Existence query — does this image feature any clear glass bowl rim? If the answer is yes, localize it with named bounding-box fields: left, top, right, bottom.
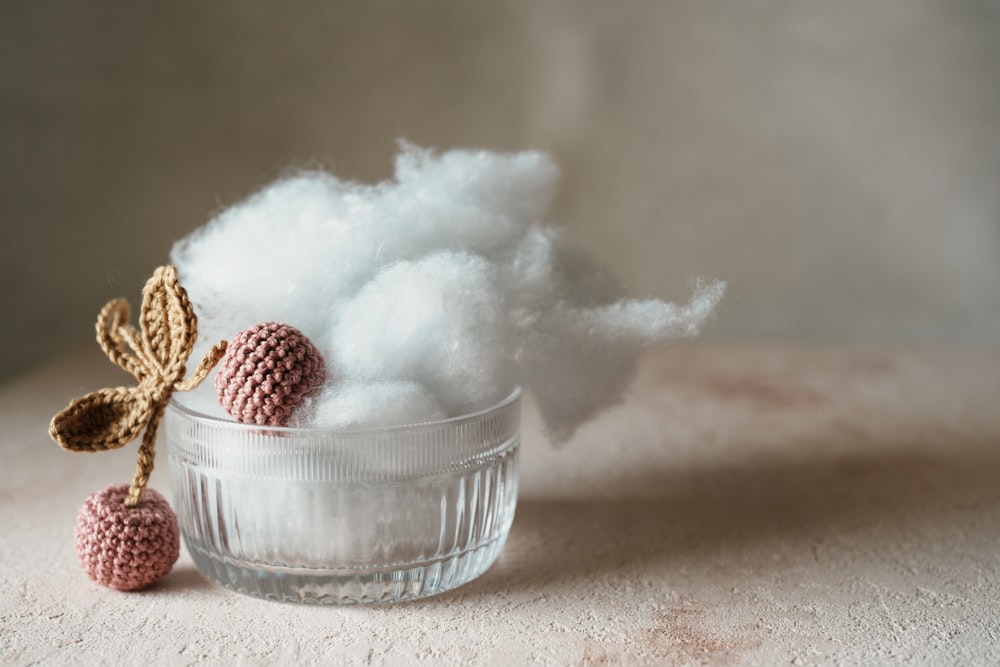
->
left=167, top=386, right=521, bottom=438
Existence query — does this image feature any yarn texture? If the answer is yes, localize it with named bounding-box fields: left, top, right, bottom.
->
left=215, top=322, right=326, bottom=426
left=49, top=266, right=227, bottom=507
left=49, top=266, right=225, bottom=591
left=74, top=484, right=180, bottom=591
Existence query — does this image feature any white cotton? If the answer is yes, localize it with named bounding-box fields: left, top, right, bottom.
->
left=577, top=280, right=728, bottom=343
left=509, top=281, right=726, bottom=441
left=171, top=172, right=379, bottom=351
left=330, top=251, right=511, bottom=415
left=297, top=381, right=447, bottom=430
left=171, top=143, right=725, bottom=441
left=378, top=142, right=559, bottom=261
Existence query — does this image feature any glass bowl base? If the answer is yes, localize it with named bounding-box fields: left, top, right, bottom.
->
left=185, top=533, right=507, bottom=605
left=167, top=388, right=521, bottom=605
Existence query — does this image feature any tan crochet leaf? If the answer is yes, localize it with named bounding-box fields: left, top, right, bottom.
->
left=48, top=387, right=155, bottom=453
left=97, top=297, right=130, bottom=342
left=139, top=266, right=197, bottom=381
left=96, top=298, right=144, bottom=380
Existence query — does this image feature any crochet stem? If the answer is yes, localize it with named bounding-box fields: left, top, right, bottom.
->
left=124, top=401, right=166, bottom=508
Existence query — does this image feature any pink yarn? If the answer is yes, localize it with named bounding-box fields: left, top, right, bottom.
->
left=215, top=321, right=326, bottom=426
left=74, top=484, right=180, bottom=591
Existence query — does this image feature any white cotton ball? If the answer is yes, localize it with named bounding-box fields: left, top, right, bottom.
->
left=510, top=302, right=642, bottom=442
left=578, top=280, right=728, bottom=343
left=394, top=142, right=559, bottom=238
left=497, top=226, right=628, bottom=320
left=170, top=143, right=725, bottom=435
left=498, top=227, right=558, bottom=310
left=361, top=144, right=559, bottom=266
left=511, top=281, right=726, bottom=442
left=296, top=381, right=447, bottom=430
left=171, top=172, right=387, bottom=361
left=330, top=251, right=512, bottom=416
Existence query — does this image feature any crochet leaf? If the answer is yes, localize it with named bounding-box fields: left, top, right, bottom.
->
left=49, top=265, right=226, bottom=507
left=49, top=386, right=155, bottom=453
left=96, top=298, right=145, bottom=380
left=140, top=265, right=197, bottom=382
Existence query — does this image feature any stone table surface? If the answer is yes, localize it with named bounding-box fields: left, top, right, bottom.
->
left=2, top=345, right=999, bottom=665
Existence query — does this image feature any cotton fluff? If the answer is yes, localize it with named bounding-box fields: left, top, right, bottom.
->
left=171, top=143, right=724, bottom=441
left=330, top=251, right=509, bottom=416
left=295, top=381, right=447, bottom=430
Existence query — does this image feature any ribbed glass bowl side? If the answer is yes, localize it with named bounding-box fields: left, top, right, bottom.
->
left=165, top=389, right=520, bottom=604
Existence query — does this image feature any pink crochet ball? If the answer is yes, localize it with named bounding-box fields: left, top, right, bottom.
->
left=215, top=321, right=327, bottom=426
left=74, top=484, right=180, bottom=591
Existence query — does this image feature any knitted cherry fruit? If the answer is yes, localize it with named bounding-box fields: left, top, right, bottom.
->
left=215, top=322, right=327, bottom=426
left=74, top=484, right=180, bottom=591
left=49, top=266, right=228, bottom=591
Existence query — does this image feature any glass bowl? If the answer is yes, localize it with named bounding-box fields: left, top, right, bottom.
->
left=165, top=388, right=520, bottom=605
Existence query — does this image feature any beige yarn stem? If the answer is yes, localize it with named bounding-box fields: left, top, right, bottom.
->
left=125, top=402, right=166, bottom=508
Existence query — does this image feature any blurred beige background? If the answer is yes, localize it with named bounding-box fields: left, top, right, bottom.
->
left=2, top=1, right=999, bottom=383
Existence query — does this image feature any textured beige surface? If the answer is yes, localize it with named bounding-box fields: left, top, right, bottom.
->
left=3, top=1, right=1000, bottom=382
left=3, top=346, right=999, bottom=665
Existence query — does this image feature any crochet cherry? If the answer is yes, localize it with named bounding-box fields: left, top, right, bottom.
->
left=74, top=485, right=180, bottom=590
left=215, top=322, right=327, bottom=426
left=49, top=265, right=227, bottom=591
